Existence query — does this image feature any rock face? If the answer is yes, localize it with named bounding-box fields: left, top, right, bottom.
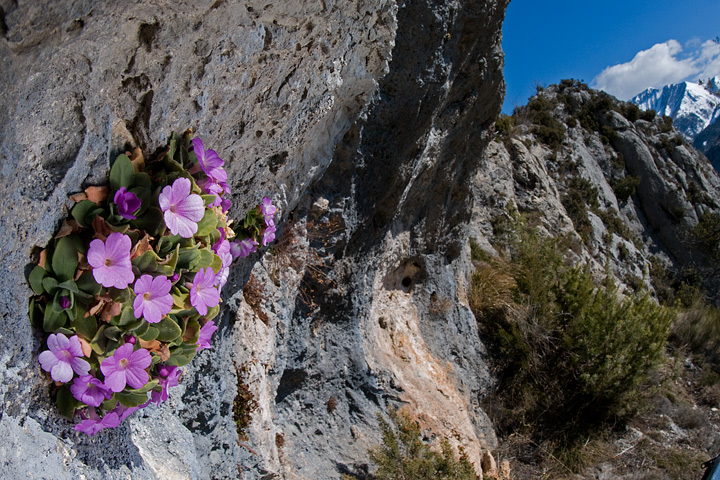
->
left=479, top=82, right=720, bottom=299
left=0, top=1, right=508, bottom=479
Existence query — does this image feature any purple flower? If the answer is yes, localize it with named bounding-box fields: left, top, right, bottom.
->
left=262, top=225, right=276, bottom=246
left=190, top=267, right=220, bottom=316
left=159, top=177, right=205, bottom=238
left=230, top=238, right=258, bottom=259
left=114, top=187, right=141, bottom=220
left=38, top=333, right=90, bottom=383
left=124, top=334, right=137, bottom=345
left=213, top=240, right=233, bottom=288
left=150, top=365, right=182, bottom=405
left=192, top=138, right=227, bottom=184
left=197, top=320, right=218, bottom=350
left=133, top=274, right=173, bottom=324
left=75, top=411, right=120, bottom=436
left=87, top=232, right=135, bottom=289
left=100, top=343, right=151, bottom=393
left=59, top=296, right=71, bottom=309
left=71, top=375, right=113, bottom=407
left=261, top=197, right=277, bottom=227
left=113, top=403, right=143, bottom=422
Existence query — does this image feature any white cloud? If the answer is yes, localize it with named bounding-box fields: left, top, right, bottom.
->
left=591, top=40, right=699, bottom=100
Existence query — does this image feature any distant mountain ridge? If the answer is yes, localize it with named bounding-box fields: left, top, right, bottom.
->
left=631, top=77, right=720, bottom=141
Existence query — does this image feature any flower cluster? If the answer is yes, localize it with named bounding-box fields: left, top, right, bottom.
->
left=27, top=131, right=278, bottom=435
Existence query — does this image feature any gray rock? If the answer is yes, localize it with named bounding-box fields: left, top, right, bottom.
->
left=0, top=0, right=508, bottom=478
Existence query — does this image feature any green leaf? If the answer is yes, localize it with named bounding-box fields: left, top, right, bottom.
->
left=71, top=314, right=98, bottom=340
left=195, top=209, right=218, bottom=236
left=210, top=253, right=223, bottom=274
left=201, top=194, right=217, bottom=206
left=115, top=390, right=149, bottom=408
left=205, top=304, right=221, bottom=322
left=43, top=297, right=67, bottom=332
left=56, top=385, right=80, bottom=418
left=131, top=379, right=159, bottom=394
left=196, top=248, right=216, bottom=270
left=131, top=250, right=160, bottom=273
left=139, top=326, right=159, bottom=342
left=132, top=320, right=150, bottom=336
left=158, top=234, right=183, bottom=256
left=42, top=277, right=60, bottom=295
left=132, top=172, right=152, bottom=190
left=76, top=271, right=102, bottom=296
left=154, top=317, right=182, bottom=342
left=178, top=247, right=201, bottom=271
left=71, top=200, right=104, bottom=228
left=52, top=235, right=84, bottom=282
left=90, top=325, right=108, bottom=355
left=118, top=306, right=137, bottom=327
left=101, top=397, right=118, bottom=411
left=28, top=298, right=43, bottom=329
left=131, top=206, right=165, bottom=237
left=28, top=266, right=47, bottom=295
left=184, top=318, right=201, bottom=344
left=103, top=326, right=123, bottom=341
left=58, top=279, right=79, bottom=293
left=110, top=154, right=135, bottom=191
left=165, top=352, right=194, bottom=367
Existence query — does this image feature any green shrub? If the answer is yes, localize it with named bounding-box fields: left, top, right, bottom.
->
left=659, top=115, right=674, bottom=133
left=368, top=410, right=478, bottom=480
left=691, top=212, right=720, bottom=257
left=494, top=114, right=515, bottom=137
left=640, top=109, right=656, bottom=121
left=611, top=175, right=641, bottom=202
left=473, top=220, right=675, bottom=452
left=620, top=103, right=641, bottom=122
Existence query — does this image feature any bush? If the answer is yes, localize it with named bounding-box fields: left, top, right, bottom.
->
left=473, top=220, right=675, bottom=451
left=494, top=114, right=515, bottom=137
left=641, top=108, right=656, bottom=121
left=612, top=175, right=641, bottom=202
left=368, top=410, right=478, bottom=480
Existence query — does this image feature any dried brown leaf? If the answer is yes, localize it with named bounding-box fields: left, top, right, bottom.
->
left=56, top=219, right=82, bottom=238
left=85, top=186, right=109, bottom=204
left=69, top=192, right=88, bottom=202
left=131, top=234, right=153, bottom=259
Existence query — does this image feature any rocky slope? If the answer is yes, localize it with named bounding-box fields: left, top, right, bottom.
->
left=482, top=81, right=720, bottom=297
left=0, top=1, right=508, bottom=479
left=476, top=80, right=720, bottom=479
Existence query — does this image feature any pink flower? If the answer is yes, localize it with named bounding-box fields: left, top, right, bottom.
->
left=191, top=138, right=227, bottom=184
left=133, top=274, right=173, bottom=324
left=114, top=187, right=141, bottom=220
left=261, top=197, right=277, bottom=227
left=230, top=238, right=258, bottom=259
left=87, top=232, right=135, bottom=289
left=213, top=239, right=233, bottom=288
left=74, top=411, right=120, bottom=436
left=197, top=320, right=218, bottom=350
left=190, top=267, right=220, bottom=315
left=150, top=365, right=182, bottom=405
left=100, top=343, right=151, bottom=392
left=262, top=225, right=276, bottom=246
left=159, top=177, right=205, bottom=238
left=71, top=375, right=112, bottom=407
left=38, top=333, right=90, bottom=383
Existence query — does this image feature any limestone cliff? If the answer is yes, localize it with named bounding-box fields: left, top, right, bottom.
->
left=0, top=1, right=508, bottom=479
left=475, top=81, right=720, bottom=300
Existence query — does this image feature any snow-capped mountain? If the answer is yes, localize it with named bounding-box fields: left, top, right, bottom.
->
left=631, top=77, right=720, bottom=141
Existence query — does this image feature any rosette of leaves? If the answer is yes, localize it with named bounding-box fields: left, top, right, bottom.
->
left=26, top=131, right=278, bottom=434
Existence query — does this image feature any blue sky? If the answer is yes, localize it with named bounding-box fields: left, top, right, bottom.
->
left=501, top=0, right=720, bottom=114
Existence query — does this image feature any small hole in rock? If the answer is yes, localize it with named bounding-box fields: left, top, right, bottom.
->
left=401, top=277, right=412, bottom=288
